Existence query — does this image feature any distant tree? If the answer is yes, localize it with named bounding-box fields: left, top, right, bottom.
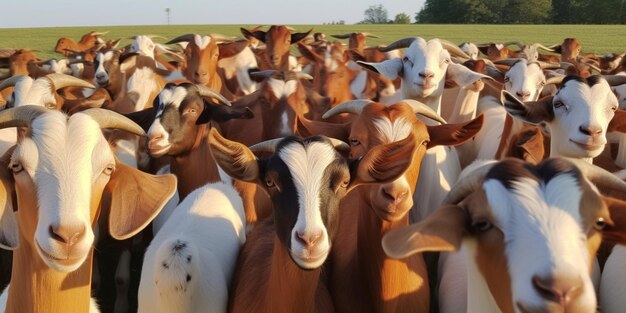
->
left=361, top=4, right=389, bottom=24
left=394, top=13, right=412, bottom=24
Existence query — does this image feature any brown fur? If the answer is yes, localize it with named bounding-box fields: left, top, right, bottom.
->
left=54, top=31, right=103, bottom=56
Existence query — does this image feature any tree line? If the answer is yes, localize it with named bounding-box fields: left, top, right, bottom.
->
left=415, top=0, right=625, bottom=24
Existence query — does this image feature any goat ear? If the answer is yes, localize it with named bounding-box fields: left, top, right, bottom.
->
left=241, top=28, right=266, bottom=43
left=426, top=114, right=484, bottom=149
left=347, top=49, right=366, bottom=63
left=601, top=196, right=626, bottom=245
left=382, top=205, right=466, bottom=259
left=357, top=58, right=402, bottom=81
left=296, top=42, right=323, bottom=63
left=124, top=107, right=156, bottom=133
left=208, top=128, right=261, bottom=184
left=295, top=115, right=350, bottom=142
left=291, top=29, right=312, bottom=44
left=197, top=101, right=254, bottom=125
left=105, top=162, right=177, bottom=240
left=218, top=40, right=249, bottom=60
left=502, top=91, right=554, bottom=125
left=608, top=109, right=626, bottom=133
left=445, top=63, right=492, bottom=89
left=0, top=149, right=18, bottom=250
left=348, top=134, right=416, bottom=191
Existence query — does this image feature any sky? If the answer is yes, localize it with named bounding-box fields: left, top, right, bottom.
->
left=1, top=0, right=426, bottom=28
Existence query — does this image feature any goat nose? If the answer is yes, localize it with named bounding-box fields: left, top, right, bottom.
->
left=296, top=231, right=323, bottom=247
left=382, top=184, right=408, bottom=204
left=516, top=90, right=531, bottom=98
left=579, top=125, right=602, bottom=136
left=49, top=224, right=86, bottom=246
left=195, top=70, right=207, bottom=77
left=532, top=274, right=583, bottom=305
left=419, top=71, right=435, bottom=79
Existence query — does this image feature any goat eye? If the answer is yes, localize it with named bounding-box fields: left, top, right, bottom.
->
left=265, top=178, right=275, bottom=188
left=539, top=81, right=546, bottom=87
left=553, top=101, right=566, bottom=109
left=187, top=108, right=197, bottom=115
left=594, top=217, right=607, bottom=230
left=422, top=140, right=429, bottom=147
left=103, top=164, right=115, bottom=176
left=349, top=138, right=360, bottom=146
left=9, top=162, right=22, bottom=173
left=45, top=103, right=56, bottom=109
left=611, top=106, right=618, bottom=112
left=471, top=219, right=493, bottom=233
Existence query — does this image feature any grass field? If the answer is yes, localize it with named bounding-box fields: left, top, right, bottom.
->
left=0, top=24, right=624, bottom=59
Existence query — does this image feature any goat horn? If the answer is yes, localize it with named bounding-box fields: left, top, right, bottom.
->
left=363, top=32, right=380, bottom=38
left=0, top=105, right=48, bottom=129
left=296, top=72, right=313, bottom=80
left=166, top=34, right=195, bottom=45
left=194, top=85, right=232, bottom=106
left=330, top=33, right=351, bottom=39
left=586, top=63, right=603, bottom=74
left=439, top=39, right=471, bottom=59
left=91, top=31, right=109, bottom=37
left=285, top=26, right=296, bottom=31
left=399, top=99, right=447, bottom=124
left=503, top=41, right=525, bottom=50
left=378, top=37, right=416, bottom=52
left=604, top=75, right=626, bottom=86
left=0, top=75, right=29, bottom=91
left=249, top=70, right=277, bottom=80
left=532, top=43, right=555, bottom=52
left=80, top=108, right=145, bottom=136
left=328, top=138, right=350, bottom=153
left=443, top=160, right=499, bottom=204
left=249, top=138, right=284, bottom=154
left=45, top=73, right=95, bottom=90
left=322, top=99, right=373, bottom=119
left=545, top=75, right=566, bottom=85
left=565, top=158, right=626, bottom=193
left=536, top=61, right=561, bottom=70
left=209, top=33, right=236, bottom=42
left=494, top=58, right=523, bottom=67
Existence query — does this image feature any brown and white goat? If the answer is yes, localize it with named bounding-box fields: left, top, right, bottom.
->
left=324, top=100, right=483, bottom=313
left=0, top=106, right=176, bottom=313
left=383, top=157, right=626, bottom=313
left=55, top=31, right=108, bottom=56
left=241, top=25, right=311, bottom=71
left=208, top=129, right=418, bottom=313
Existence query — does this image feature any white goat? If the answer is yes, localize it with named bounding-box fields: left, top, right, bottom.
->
left=138, top=182, right=246, bottom=313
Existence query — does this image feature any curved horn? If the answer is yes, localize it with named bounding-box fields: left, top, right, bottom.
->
left=585, top=62, right=602, bottom=74
left=322, top=99, right=373, bottom=119
left=399, top=99, right=447, bottom=124
left=439, top=39, right=471, bottom=59
left=0, top=75, right=29, bottom=91
left=80, top=108, right=145, bottom=136
left=604, top=75, right=626, bottom=86
left=194, top=85, right=232, bottom=106
left=378, top=37, right=416, bottom=52
left=0, top=105, right=48, bottom=129
left=566, top=158, right=626, bottom=193
left=45, top=73, right=95, bottom=90
left=494, top=58, right=524, bottom=67
left=285, top=26, right=296, bottom=32
left=362, top=32, right=380, bottom=39
left=536, top=60, right=561, bottom=70
left=545, top=75, right=565, bottom=85
left=249, top=138, right=284, bottom=154
left=209, top=33, right=236, bottom=42
left=532, top=43, right=556, bottom=52
left=296, top=72, right=314, bottom=80
left=443, top=160, right=499, bottom=204
left=328, top=137, right=350, bottom=153
left=502, top=41, right=525, bottom=50
left=249, top=70, right=277, bottom=80
left=91, top=31, right=109, bottom=37
left=330, top=33, right=351, bottom=39
left=166, top=33, right=195, bottom=45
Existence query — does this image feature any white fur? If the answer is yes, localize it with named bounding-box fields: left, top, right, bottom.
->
left=268, top=78, right=298, bottom=99
left=373, top=117, right=412, bottom=143
left=459, top=42, right=479, bottom=60
left=217, top=46, right=259, bottom=95
left=193, top=35, right=211, bottom=50
left=138, top=182, right=246, bottom=313
left=600, top=245, right=626, bottom=313
left=126, top=67, right=160, bottom=111
left=130, top=36, right=156, bottom=59
left=505, top=60, right=546, bottom=102
left=278, top=141, right=336, bottom=269
left=152, top=165, right=180, bottom=235
left=349, top=68, right=368, bottom=99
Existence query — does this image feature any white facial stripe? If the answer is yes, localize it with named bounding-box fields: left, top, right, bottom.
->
left=126, top=67, right=160, bottom=111
left=193, top=35, right=211, bottom=50
left=373, top=117, right=412, bottom=144
left=148, top=119, right=170, bottom=143
left=157, top=86, right=188, bottom=114
left=483, top=174, right=592, bottom=308
left=268, top=78, right=298, bottom=99
left=278, top=141, right=336, bottom=237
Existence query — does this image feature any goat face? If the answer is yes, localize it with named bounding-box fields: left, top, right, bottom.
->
left=505, top=60, right=547, bottom=102
left=504, top=76, right=619, bottom=158
left=130, top=36, right=156, bottom=59
left=93, top=51, right=118, bottom=87
left=401, top=38, right=450, bottom=98
left=1, top=74, right=94, bottom=110
left=183, top=35, right=219, bottom=85
left=383, top=158, right=626, bottom=313
left=459, top=42, right=479, bottom=60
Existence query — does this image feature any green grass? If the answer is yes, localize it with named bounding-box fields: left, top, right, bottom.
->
left=1, top=24, right=624, bottom=59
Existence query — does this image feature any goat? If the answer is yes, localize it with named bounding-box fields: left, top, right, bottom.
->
left=241, top=25, right=311, bottom=71
left=138, top=182, right=246, bottom=313
left=54, top=31, right=108, bottom=56
left=0, top=105, right=176, bottom=313
left=208, top=128, right=417, bottom=313
left=383, top=157, right=626, bottom=313
left=324, top=100, right=483, bottom=313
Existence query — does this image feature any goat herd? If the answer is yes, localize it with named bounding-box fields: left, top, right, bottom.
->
left=0, top=25, right=625, bottom=313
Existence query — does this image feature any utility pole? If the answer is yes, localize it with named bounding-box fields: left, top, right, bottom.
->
left=165, top=8, right=171, bottom=25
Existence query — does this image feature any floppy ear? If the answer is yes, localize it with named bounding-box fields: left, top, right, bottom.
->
left=197, top=102, right=254, bottom=125
left=502, top=91, right=554, bottom=125
left=0, top=149, right=18, bottom=250
left=296, top=42, right=323, bottom=63
left=608, top=109, right=626, bottom=133
left=208, top=128, right=261, bottom=184
left=357, top=58, right=403, bottom=81
left=382, top=204, right=466, bottom=259
left=348, top=134, right=416, bottom=191
left=124, top=107, right=156, bottom=133
left=218, top=40, right=249, bottom=60
left=296, top=115, right=350, bottom=142
left=426, top=114, right=484, bottom=149
left=291, top=29, right=312, bottom=44
left=105, top=162, right=177, bottom=240
left=446, top=62, right=492, bottom=89
left=602, top=196, right=626, bottom=245
left=241, top=28, right=266, bottom=43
